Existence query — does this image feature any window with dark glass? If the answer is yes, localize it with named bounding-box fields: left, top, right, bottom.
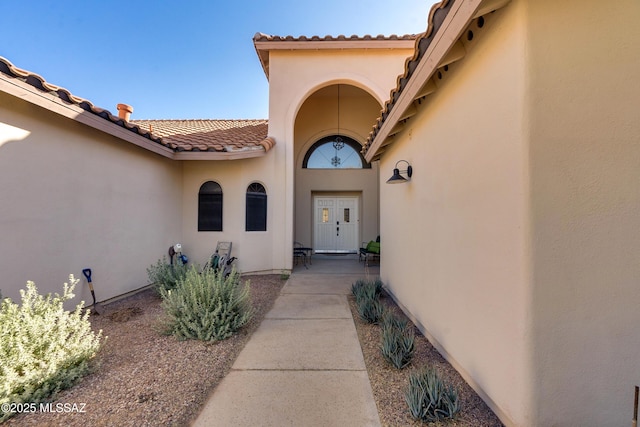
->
left=198, top=181, right=222, bottom=231
left=246, top=182, right=267, bottom=231
left=302, top=135, right=370, bottom=169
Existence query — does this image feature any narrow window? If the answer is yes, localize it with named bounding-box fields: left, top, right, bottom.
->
left=198, top=181, right=222, bottom=231
left=246, top=183, right=267, bottom=231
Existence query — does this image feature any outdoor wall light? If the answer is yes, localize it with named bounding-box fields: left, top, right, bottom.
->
left=386, top=160, right=413, bottom=184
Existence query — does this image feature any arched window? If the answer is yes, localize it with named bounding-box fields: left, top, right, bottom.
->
left=198, top=181, right=222, bottom=231
left=246, top=182, right=267, bottom=231
left=302, top=135, right=370, bottom=169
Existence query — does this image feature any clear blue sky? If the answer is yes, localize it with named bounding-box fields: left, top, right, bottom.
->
left=1, top=1, right=437, bottom=119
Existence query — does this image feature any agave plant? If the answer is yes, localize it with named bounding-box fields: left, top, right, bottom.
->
left=355, top=295, right=384, bottom=323
left=405, top=366, right=460, bottom=422
left=380, top=311, right=415, bottom=369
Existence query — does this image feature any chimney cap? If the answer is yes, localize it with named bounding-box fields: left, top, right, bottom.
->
left=116, top=103, right=134, bottom=121
left=117, top=103, right=133, bottom=114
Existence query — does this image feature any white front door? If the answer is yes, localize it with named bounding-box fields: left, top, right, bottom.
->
left=314, top=196, right=359, bottom=253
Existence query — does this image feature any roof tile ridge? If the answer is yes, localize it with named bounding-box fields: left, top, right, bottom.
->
left=366, top=0, right=451, bottom=153
left=253, top=34, right=418, bottom=42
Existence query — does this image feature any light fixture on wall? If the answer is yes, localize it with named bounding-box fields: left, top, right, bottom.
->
left=331, top=84, right=344, bottom=167
left=386, top=160, right=413, bottom=184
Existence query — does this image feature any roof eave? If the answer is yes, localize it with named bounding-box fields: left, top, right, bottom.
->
left=172, top=136, right=276, bottom=160
left=253, top=33, right=418, bottom=81
left=364, top=0, right=511, bottom=162
left=0, top=74, right=175, bottom=159
left=173, top=150, right=267, bottom=160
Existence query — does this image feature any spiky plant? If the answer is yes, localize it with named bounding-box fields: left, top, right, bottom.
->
left=380, top=311, right=415, bottom=369
left=405, top=366, right=460, bottom=422
left=355, top=294, right=384, bottom=324
left=351, top=278, right=383, bottom=300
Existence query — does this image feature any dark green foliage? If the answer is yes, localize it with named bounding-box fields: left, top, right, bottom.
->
left=352, top=279, right=385, bottom=324
left=405, top=366, right=460, bottom=422
left=0, top=276, right=103, bottom=422
left=380, top=311, right=415, bottom=369
left=351, top=278, right=383, bottom=300
left=147, top=256, right=189, bottom=293
left=355, top=296, right=384, bottom=324
left=159, top=266, right=253, bottom=341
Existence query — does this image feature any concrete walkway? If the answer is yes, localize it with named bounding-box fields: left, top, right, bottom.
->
left=193, top=255, right=381, bottom=427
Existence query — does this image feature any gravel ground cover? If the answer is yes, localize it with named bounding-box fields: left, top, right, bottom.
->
left=5, top=275, right=503, bottom=426
left=349, top=292, right=504, bottom=427
left=4, top=275, right=285, bottom=427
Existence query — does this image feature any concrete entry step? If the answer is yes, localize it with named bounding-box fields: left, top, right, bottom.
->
left=266, top=294, right=352, bottom=319
left=193, top=370, right=381, bottom=427
left=233, top=318, right=365, bottom=371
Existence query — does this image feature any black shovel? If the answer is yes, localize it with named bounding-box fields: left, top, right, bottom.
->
left=82, top=268, right=100, bottom=315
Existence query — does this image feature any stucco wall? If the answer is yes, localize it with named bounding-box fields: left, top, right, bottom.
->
left=526, top=1, right=640, bottom=425
left=378, top=5, right=530, bottom=425
left=266, top=47, right=414, bottom=266
left=294, top=86, right=381, bottom=248
left=181, top=154, right=284, bottom=274
left=0, top=93, right=183, bottom=304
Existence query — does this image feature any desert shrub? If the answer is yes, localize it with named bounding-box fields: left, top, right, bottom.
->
left=0, top=276, right=103, bottom=422
left=352, top=282, right=384, bottom=323
left=351, top=278, right=383, bottom=300
left=160, top=266, right=253, bottom=341
left=405, top=366, right=460, bottom=422
left=355, top=295, right=384, bottom=324
left=147, top=256, right=189, bottom=293
left=352, top=278, right=384, bottom=324
left=380, top=311, right=415, bottom=369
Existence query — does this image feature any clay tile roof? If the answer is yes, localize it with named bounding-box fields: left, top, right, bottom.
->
left=0, top=56, right=162, bottom=145
left=131, top=119, right=271, bottom=154
left=252, top=33, right=417, bottom=43
left=0, top=56, right=275, bottom=158
left=361, top=0, right=453, bottom=158
left=253, top=32, right=418, bottom=79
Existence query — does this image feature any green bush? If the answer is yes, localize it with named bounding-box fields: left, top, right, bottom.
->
left=0, top=276, right=103, bottom=422
left=405, top=366, right=460, bottom=422
left=147, top=256, right=189, bottom=293
left=380, top=311, right=415, bottom=369
left=160, top=266, right=253, bottom=341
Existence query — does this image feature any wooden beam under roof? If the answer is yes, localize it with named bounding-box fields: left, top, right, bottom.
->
left=414, top=79, right=437, bottom=100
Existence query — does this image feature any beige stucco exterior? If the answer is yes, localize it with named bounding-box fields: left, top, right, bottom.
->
left=181, top=156, right=284, bottom=273
left=0, top=91, right=183, bottom=303
left=0, top=37, right=415, bottom=299
left=378, top=4, right=529, bottom=423
left=374, top=0, right=640, bottom=425
left=3, top=1, right=637, bottom=424
left=526, top=0, right=640, bottom=425
left=264, top=46, right=417, bottom=259
left=294, top=85, right=381, bottom=249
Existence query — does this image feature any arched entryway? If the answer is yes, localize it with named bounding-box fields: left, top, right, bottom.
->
left=293, top=84, right=381, bottom=254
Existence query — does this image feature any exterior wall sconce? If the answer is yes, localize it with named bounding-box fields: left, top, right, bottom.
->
left=386, top=160, right=413, bottom=184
